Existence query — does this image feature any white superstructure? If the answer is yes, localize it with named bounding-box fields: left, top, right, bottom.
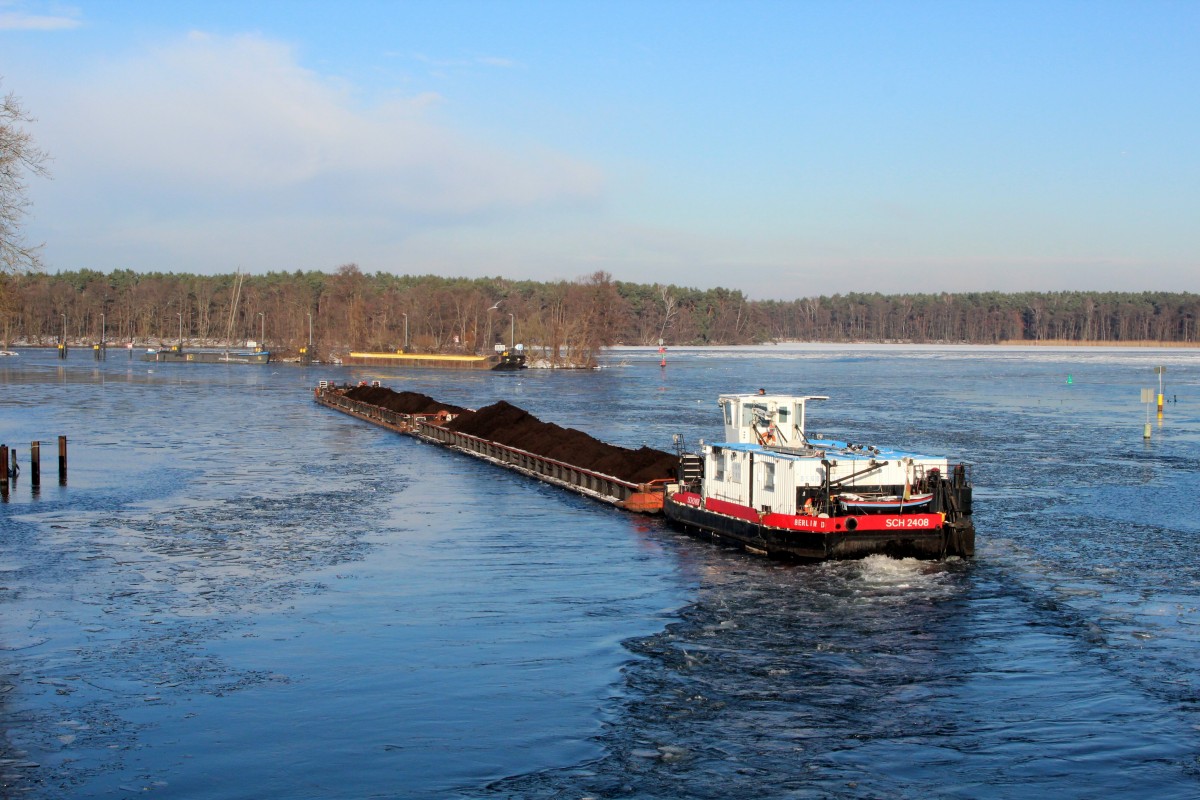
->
left=700, top=394, right=949, bottom=516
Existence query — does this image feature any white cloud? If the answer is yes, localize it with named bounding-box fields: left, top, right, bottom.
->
left=40, top=32, right=601, bottom=222
left=0, top=12, right=79, bottom=30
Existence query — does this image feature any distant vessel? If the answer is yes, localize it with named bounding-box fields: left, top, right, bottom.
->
left=141, top=345, right=269, bottom=364
left=346, top=344, right=527, bottom=371
left=141, top=269, right=269, bottom=365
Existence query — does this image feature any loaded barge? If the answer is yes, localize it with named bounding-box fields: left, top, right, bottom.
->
left=345, top=344, right=527, bottom=371
left=314, top=383, right=669, bottom=513
left=313, top=384, right=974, bottom=561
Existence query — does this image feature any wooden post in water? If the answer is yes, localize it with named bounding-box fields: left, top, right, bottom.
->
left=30, top=440, right=41, bottom=487
left=1, top=444, right=7, bottom=483
left=58, top=435, right=68, bottom=484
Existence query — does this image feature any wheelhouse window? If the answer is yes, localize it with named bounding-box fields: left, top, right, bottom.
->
left=763, top=462, right=775, bottom=491
left=742, top=403, right=767, bottom=426
left=712, top=450, right=726, bottom=481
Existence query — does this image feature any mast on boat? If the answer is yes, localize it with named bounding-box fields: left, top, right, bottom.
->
left=224, top=268, right=245, bottom=357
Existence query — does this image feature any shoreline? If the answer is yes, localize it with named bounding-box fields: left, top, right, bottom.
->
left=7, top=339, right=1199, bottom=353
left=995, top=339, right=1200, bottom=348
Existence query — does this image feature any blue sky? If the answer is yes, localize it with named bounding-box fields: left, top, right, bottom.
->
left=2, top=0, right=1197, bottom=298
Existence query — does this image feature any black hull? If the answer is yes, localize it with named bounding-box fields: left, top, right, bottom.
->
left=491, top=355, right=527, bottom=370
left=664, top=495, right=974, bottom=562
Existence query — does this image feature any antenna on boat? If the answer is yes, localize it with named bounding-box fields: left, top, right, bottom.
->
left=225, top=267, right=245, bottom=353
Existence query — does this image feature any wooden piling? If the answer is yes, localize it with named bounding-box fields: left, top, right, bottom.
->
left=31, top=440, right=40, bottom=487
left=9, top=446, right=15, bottom=479
left=58, top=435, right=68, bottom=483
left=1, top=444, right=7, bottom=482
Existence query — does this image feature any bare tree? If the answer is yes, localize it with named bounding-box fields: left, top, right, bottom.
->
left=0, top=80, right=49, bottom=344
left=1, top=79, right=50, bottom=276
left=658, top=284, right=677, bottom=343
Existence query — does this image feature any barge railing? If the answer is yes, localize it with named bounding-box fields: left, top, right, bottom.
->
left=314, top=386, right=665, bottom=514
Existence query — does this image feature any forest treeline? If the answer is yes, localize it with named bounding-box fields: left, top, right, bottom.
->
left=1, top=265, right=1197, bottom=362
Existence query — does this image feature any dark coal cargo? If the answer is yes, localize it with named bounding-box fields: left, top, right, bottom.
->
left=342, top=386, right=467, bottom=416
left=342, top=386, right=677, bottom=485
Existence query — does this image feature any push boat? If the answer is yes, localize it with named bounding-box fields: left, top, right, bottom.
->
left=141, top=271, right=270, bottom=365
left=662, top=393, right=974, bottom=560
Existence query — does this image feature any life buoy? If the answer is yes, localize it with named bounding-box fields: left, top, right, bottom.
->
left=802, top=497, right=816, bottom=516
left=757, top=423, right=776, bottom=446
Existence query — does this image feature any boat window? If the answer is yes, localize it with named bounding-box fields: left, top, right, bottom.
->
left=763, top=462, right=775, bottom=491
left=712, top=451, right=725, bottom=481
left=731, top=459, right=742, bottom=484
left=777, top=407, right=789, bottom=425
left=722, top=402, right=733, bottom=427
left=742, top=403, right=767, bottom=426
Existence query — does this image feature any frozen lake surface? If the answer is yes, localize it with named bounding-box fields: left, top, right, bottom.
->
left=2, top=344, right=1199, bottom=798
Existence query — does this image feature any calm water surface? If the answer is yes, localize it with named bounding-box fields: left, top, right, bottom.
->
left=2, top=344, right=1199, bottom=799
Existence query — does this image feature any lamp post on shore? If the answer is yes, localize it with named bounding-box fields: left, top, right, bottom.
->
left=100, top=312, right=106, bottom=360
left=177, top=312, right=183, bottom=347
left=403, top=313, right=408, bottom=351
left=487, top=303, right=500, bottom=350
left=258, top=312, right=265, bottom=347
left=508, top=313, right=515, bottom=349
left=301, top=310, right=313, bottom=365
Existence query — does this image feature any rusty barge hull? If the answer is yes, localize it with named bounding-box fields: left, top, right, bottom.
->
left=314, top=387, right=665, bottom=514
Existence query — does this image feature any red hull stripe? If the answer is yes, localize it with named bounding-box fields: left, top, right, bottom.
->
left=671, top=492, right=944, bottom=534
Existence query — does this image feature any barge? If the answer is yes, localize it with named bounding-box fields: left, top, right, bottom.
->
left=142, top=345, right=269, bottom=364
left=313, top=384, right=974, bottom=561
left=345, top=344, right=526, bottom=371
left=662, top=393, right=974, bottom=560
left=314, top=383, right=667, bottom=513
